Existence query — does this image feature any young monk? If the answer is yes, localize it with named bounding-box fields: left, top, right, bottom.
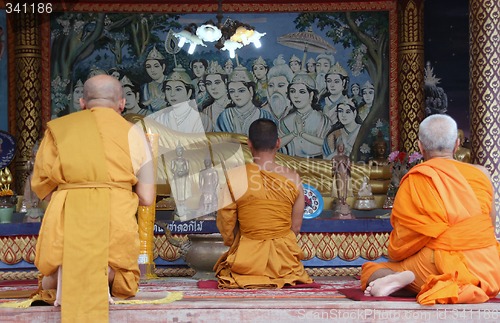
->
left=214, top=118, right=313, bottom=288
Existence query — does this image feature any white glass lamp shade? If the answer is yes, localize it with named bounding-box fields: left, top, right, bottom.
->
left=230, top=26, right=255, bottom=46
left=196, top=24, right=223, bottom=42
left=249, top=31, right=266, bottom=48
left=221, top=40, right=243, bottom=58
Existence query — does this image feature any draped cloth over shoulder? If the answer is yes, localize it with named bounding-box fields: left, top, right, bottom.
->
left=214, top=163, right=312, bottom=288
left=32, top=109, right=144, bottom=321
left=360, top=158, right=500, bottom=305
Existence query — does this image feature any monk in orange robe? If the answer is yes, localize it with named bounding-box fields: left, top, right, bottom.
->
left=32, top=75, right=155, bottom=321
left=361, top=114, right=500, bottom=305
left=214, top=118, right=313, bottom=288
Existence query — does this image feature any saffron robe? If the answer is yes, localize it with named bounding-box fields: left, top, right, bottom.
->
left=361, top=158, right=500, bottom=305
left=214, top=163, right=313, bottom=288
left=32, top=108, right=150, bottom=321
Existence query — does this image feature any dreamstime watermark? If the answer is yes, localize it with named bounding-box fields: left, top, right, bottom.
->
left=295, top=308, right=500, bottom=321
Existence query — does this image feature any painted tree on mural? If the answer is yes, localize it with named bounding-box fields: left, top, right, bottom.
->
left=51, top=12, right=180, bottom=79
left=295, top=11, right=390, bottom=161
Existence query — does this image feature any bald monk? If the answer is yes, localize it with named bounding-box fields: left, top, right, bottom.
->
left=32, top=75, right=155, bottom=320
left=214, top=118, right=313, bottom=288
left=361, top=114, right=500, bottom=305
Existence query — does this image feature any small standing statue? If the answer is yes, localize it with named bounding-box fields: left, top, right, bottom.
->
left=198, top=156, right=219, bottom=220
left=171, top=143, right=190, bottom=216
left=22, top=141, right=44, bottom=222
left=331, top=142, right=354, bottom=219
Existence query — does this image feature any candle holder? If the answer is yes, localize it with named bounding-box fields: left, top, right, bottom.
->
left=138, top=132, right=159, bottom=279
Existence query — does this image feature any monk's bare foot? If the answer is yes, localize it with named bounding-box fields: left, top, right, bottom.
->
left=54, top=266, right=63, bottom=306
left=364, top=271, right=415, bottom=297
left=108, top=286, right=115, bottom=305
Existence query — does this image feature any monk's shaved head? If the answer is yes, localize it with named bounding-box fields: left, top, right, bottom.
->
left=81, top=75, right=125, bottom=113
left=419, top=114, right=458, bottom=153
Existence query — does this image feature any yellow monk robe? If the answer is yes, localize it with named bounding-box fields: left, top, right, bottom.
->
left=361, top=158, right=500, bottom=305
left=214, top=163, right=313, bottom=288
left=32, top=109, right=149, bottom=321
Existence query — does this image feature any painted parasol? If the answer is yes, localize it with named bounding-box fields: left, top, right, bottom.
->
left=277, top=28, right=336, bottom=70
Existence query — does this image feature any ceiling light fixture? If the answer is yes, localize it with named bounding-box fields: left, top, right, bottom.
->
left=174, top=0, right=265, bottom=57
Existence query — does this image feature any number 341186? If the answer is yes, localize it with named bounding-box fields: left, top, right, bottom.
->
left=6, top=3, right=53, bottom=14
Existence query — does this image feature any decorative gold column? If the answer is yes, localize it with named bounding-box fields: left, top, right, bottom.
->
left=12, top=13, right=43, bottom=194
left=469, top=0, right=500, bottom=236
left=397, top=0, right=425, bottom=152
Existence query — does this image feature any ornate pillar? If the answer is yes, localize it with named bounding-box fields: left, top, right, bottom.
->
left=12, top=13, right=43, bottom=194
left=397, top=0, right=425, bottom=152
left=469, top=0, right=500, bottom=235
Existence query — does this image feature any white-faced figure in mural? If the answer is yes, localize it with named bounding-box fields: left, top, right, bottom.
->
left=314, top=53, right=335, bottom=96
left=289, top=54, right=302, bottom=74
left=71, top=79, right=84, bottom=113
left=216, top=65, right=275, bottom=136
left=279, top=73, right=331, bottom=158
left=350, top=82, right=362, bottom=106
left=224, top=59, right=234, bottom=75
left=261, top=55, right=294, bottom=122
left=141, top=46, right=168, bottom=113
left=320, top=62, right=349, bottom=124
left=150, top=65, right=211, bottom=133
left=306, top=58, right=316, bottom=76
left=252, top=56, right=269, bottom=106
left=323, top=97, right=362, bottom=159
left=121, top=75, right=149, bottom=116
left=190, top=58, right=209, bottom=107
left=201, top=61, right=231, bottom=130
left=358, top=80, right=375, bottom=121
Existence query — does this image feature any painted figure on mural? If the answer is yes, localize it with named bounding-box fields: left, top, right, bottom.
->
left=71, top=80, right=84, bottom=114
left=289, top=54, right=302, bottom=74
left=141, top=46, right=168, bottom=113
left=216, top=65, right=275, bottom=136
left=252, top=56, right=269, bottom=106
left=323, top=98, right=362, bottom=159
left=349, top=83, right=362, bottom=106
left=314, top=53, right=335, bottom=96
left=190, top=58, right=209, bottom=108
left=320, top=62, right=349, bottom=124
left=306, top=58, right=316, bottom=78
left=121, top=75, right=149, bottom=116
left=150, top=65, right=211, bottom=133
left=201, top=61, right=231, bottom=130
left=358, top=81, right=375, bottom=121
left=261, top=55, right=294, bottom=123
left=279, top=72, right=331, bottom=158
left=224, top=59, right=234, bottom=75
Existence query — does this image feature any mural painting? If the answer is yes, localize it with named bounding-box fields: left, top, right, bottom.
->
left=49, top=10, right=392, bottom=163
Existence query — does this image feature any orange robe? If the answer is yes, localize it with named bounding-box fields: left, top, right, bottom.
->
left=214, top=163, right=313, bottom=288
left=361, top=158, right=500, bottom=305
left=32, top=109, right=149, bottom=321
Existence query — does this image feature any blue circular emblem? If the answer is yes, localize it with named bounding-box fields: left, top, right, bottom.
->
left=0, top=131, right=16, bottom=169
left=302, top=183, right=323, bottom=219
